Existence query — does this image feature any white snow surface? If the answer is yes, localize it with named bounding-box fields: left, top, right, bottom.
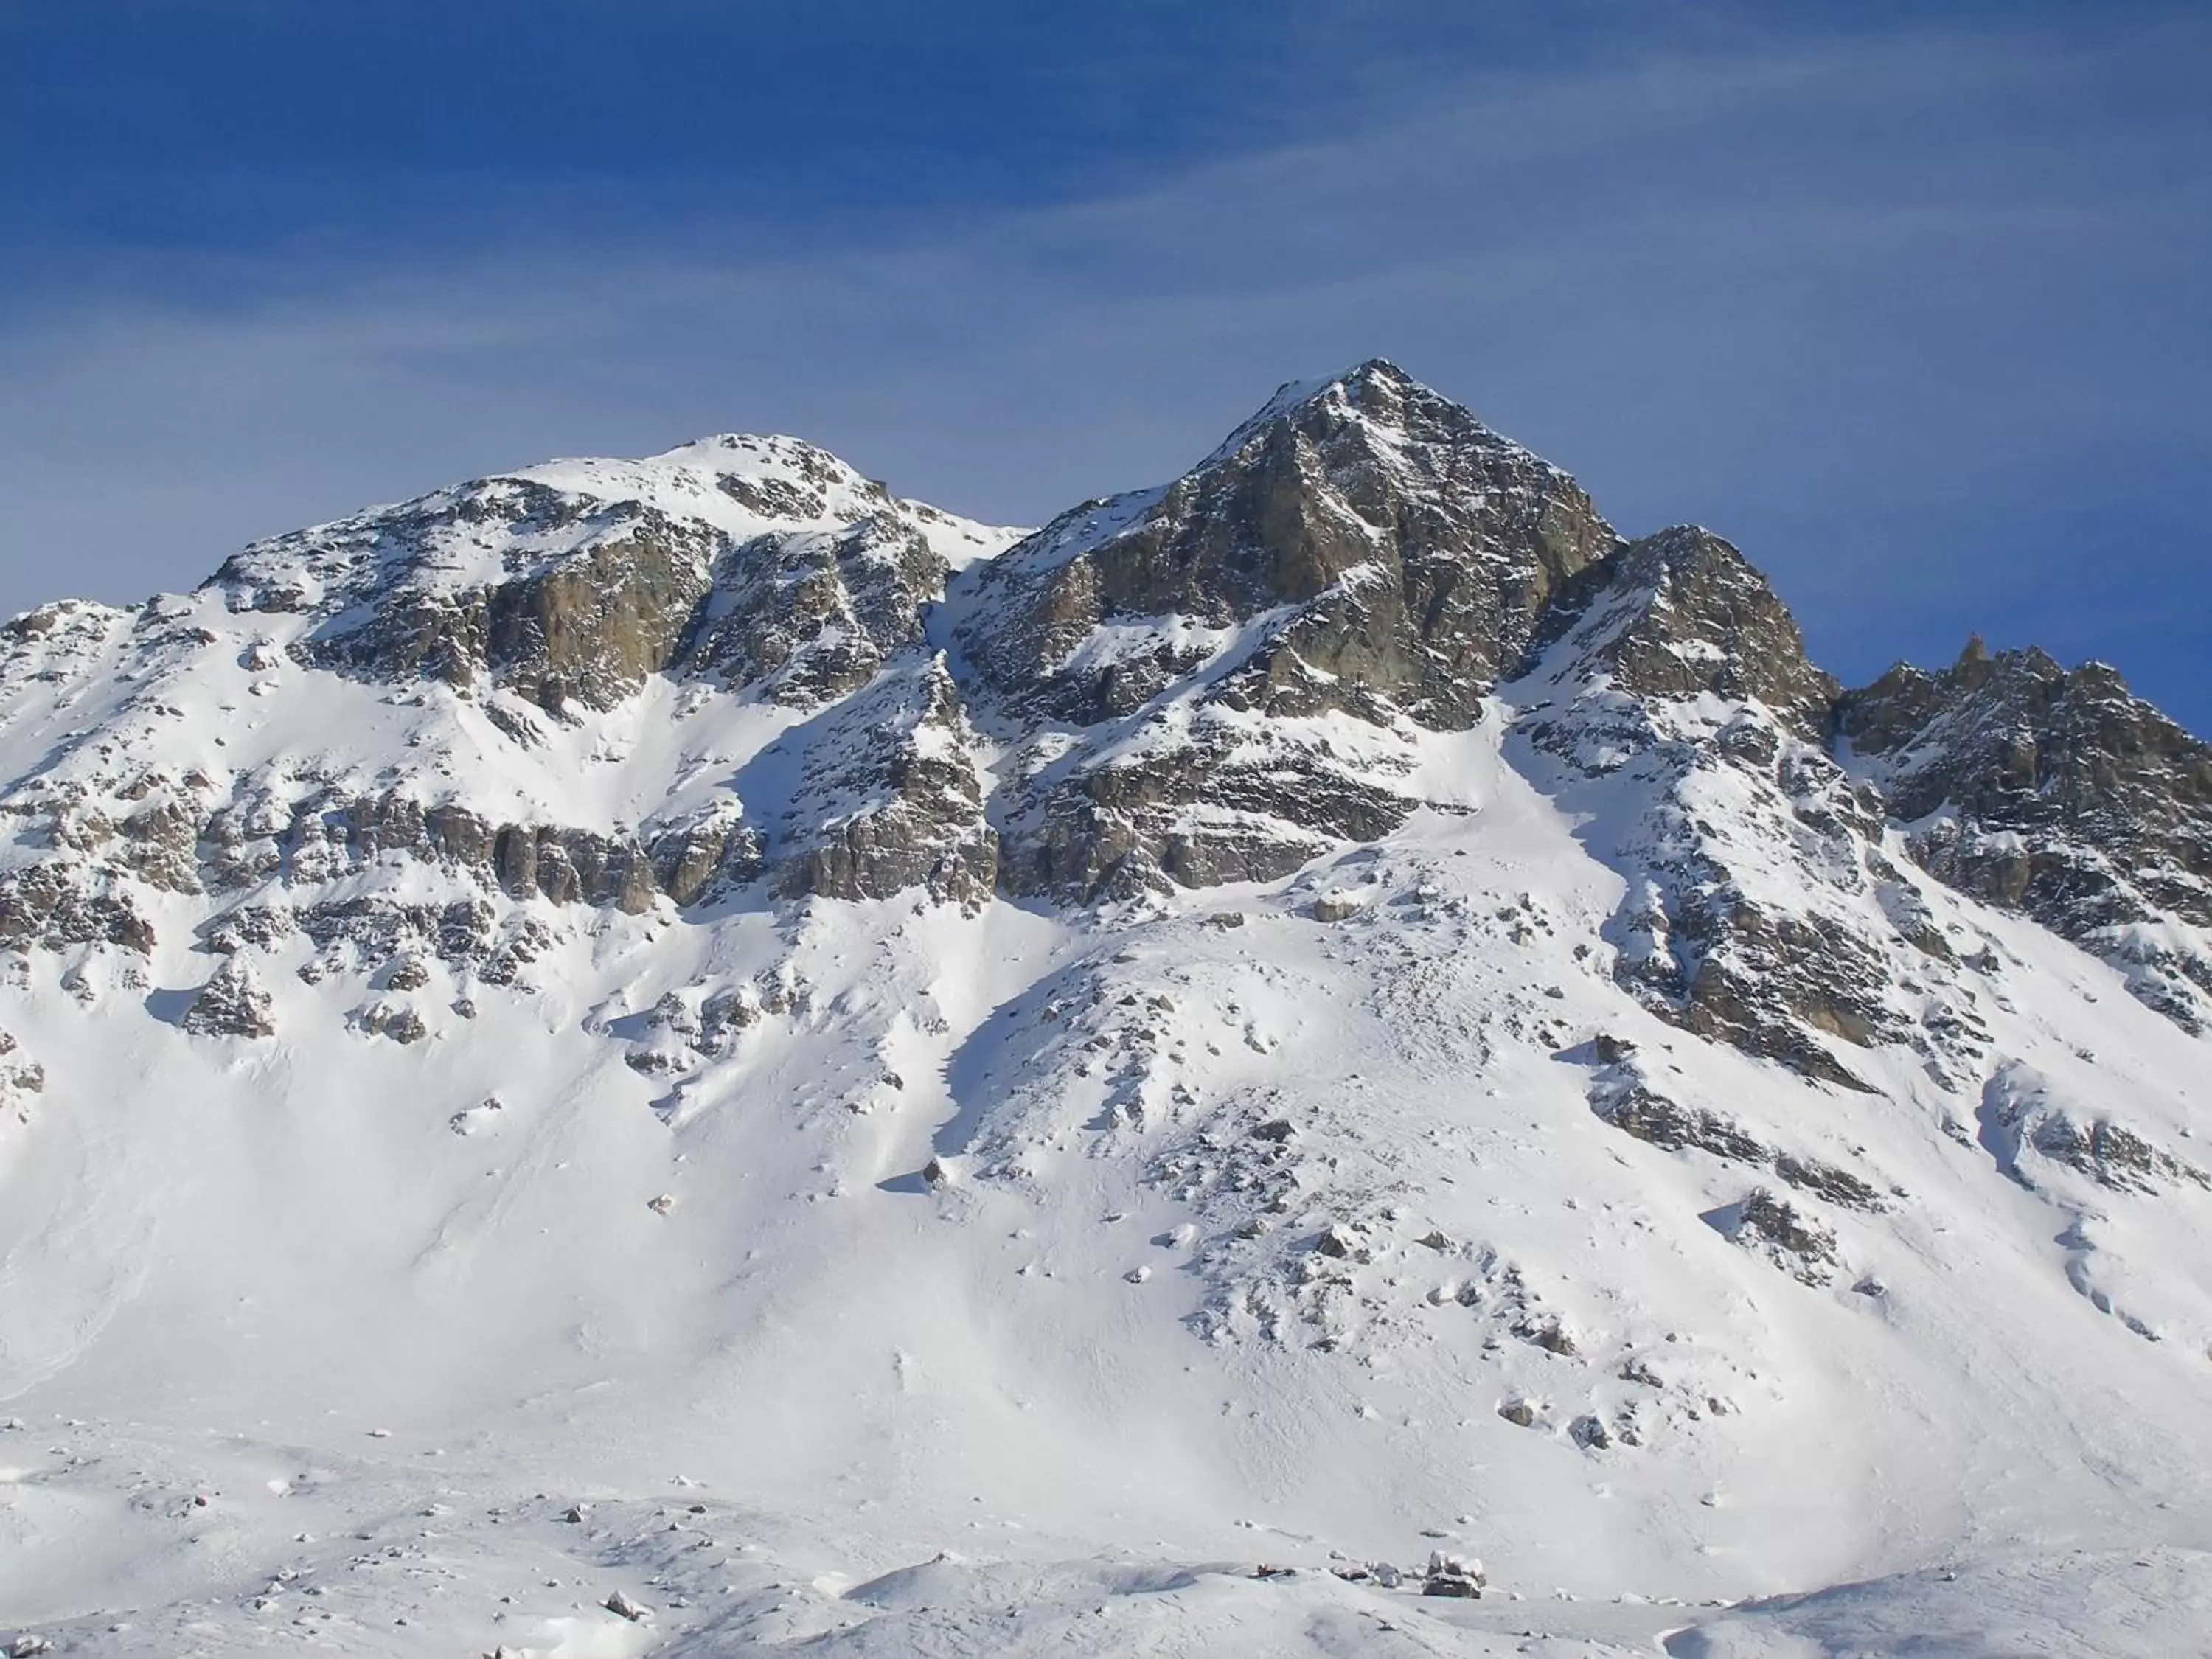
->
left=2, top=429, right=2211, bottom=1655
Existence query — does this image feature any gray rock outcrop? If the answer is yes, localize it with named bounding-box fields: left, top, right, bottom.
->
left=967, top=360, right=1616, bottom=726
left=1514, top=526, right=1902, bottom=1089
left=1840, top=640, right=2212, bottom=1028
left=967, top=361, right=1618, bottom=900
left=777, top=654, right=998, bottom=908
left=184, top=956, right=277, bottom=1038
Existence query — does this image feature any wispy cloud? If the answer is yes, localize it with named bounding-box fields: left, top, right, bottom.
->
left=3, top=13, right=2206, bottom=718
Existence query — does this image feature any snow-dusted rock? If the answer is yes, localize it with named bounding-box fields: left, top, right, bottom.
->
left=602, top=1587, right=653, bottom=1621
left=965, top=360, right=1615, bottom=727
left=1512, top=524, right=1916, bottom=1087
left=776, top=653, right=998, bottom=907
left=963, top=361, right=1617, bottom=899
left=1842, top=638, right=2212, bottom=1029
left=2, top=361, right=2212, bottom=1655
left=182, top=956, right=276, bottom=1038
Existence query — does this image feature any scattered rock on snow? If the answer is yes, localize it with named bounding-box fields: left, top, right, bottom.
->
left=448, top=1096, right=504, bottom=1135
left=351, top=998, right=428, bottom=1043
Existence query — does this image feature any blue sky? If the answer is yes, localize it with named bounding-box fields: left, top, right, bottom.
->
left=4, top=1, right=2208, bottom=725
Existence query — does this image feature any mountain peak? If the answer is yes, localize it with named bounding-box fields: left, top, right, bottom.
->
left=966, top=360, right=1617, bottom=720
left=1200, top=356, right=1529, bottom=474
left=10, top=364, right=2212, bottom=1655
left=633, top=429, right=871, bottom=481
left=1526, top=522, right=1837, bottom=738
left=509, top=430, right=897, bottom=531
left=1275, top=355, right=1419, bottom=411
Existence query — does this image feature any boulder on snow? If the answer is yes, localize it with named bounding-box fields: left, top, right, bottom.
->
left=1311, top=891, right=1365, bottom=922
left=352, top=998, right=428, bottom=1044
left=182, top=956, right=276, bottom=1038
left=1313, top=1223, right=1371, bottom=1262
left=1422, top=1550, right=1485, bottom=1596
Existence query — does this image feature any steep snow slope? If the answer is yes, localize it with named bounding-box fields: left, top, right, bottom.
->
left=4, top=369, right=2212, bottom=1656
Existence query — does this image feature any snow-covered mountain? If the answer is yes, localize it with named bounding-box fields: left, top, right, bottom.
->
left=6, top=362, right=2212, bottom=1656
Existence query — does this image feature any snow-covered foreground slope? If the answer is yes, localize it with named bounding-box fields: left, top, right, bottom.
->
left=5, top=366, right=2212, bottom=1655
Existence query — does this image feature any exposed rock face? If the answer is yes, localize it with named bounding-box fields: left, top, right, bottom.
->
left=625, top=984, right=759, bottom=1077
left=1590, top=1075, right=1770, bottom=1164
left=1514, top=528, right=1905, bottom=1089
left=1727, top=1189, right=1842, bottom=1284
left=966, top=361, right=1615, bottom=900
left=221, top=481, right=714, bottom=709
left=991, top=705, right=1419, bottom=901
left=194, top=774, right=762, bottom=915
left=184, top=956, right=276, bottom=1038
left=352, top=997, right=428, bottom=1044
left=1840, top=641, right=2212, bottom=1029
left=207, top=434, right=984, bottom=715
left=1588, top=1061, right=1883, bottom=1207
left=1534, top=526, right=1839, bottom=735
left=686, top=514, right=947, bottom=706
left=778, top=654, right=998, bottom=907
left=0, top=435, right=990, bottom=1040
left=0, top=862, right=159, bottom=954
left=4, top=361, right=2211, bottom=1107
left=1981, top=1062, right=2210, bottom=1195
left=369, top=509, right=711, bottom=712
left=967, top=359, right=1615, bottom=728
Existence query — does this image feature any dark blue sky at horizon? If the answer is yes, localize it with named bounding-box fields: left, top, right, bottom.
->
left=4, top=1, right=2209, bottom=726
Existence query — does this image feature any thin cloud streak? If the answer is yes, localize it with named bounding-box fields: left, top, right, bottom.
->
left=2, top=17, right=2205, bottom=719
